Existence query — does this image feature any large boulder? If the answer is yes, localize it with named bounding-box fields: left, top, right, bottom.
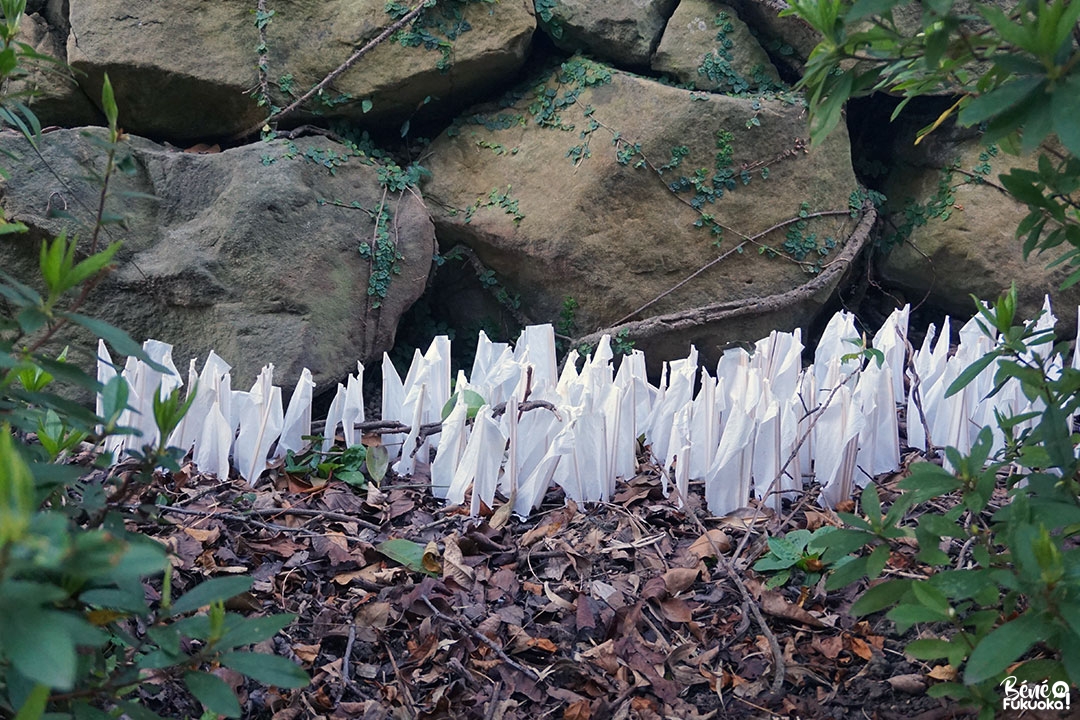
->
left=13, top=11, right=103, bottom=128
left=423, top=58, right=865, bottom=367
left=723, top=0, right=822, bottom=75
left=0, top=129, right=434, bottom=388
left=878, top=125, right=1080, bottom=335
left=535, top=0, right=678, bottom=68
left=652, top=0, right=782, bottom=93
left=66, top=0, right=535, bottom=142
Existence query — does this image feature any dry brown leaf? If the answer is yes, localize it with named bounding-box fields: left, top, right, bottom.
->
left=528, top=637, right=558, bottom=653
left=184, top=142, right=221, bottom=153
left=759, top=590, right=827, bottom=628
left=422, top=540, right=442, bottom=574
left=544, top=582, right=576, bottom=611
left=663, top=567, right=700, bottom=595
left=292, top=643, right=321, bottom=663
left=182, top=526, right=220, bottom=543
left=563, top=700, right=591, bottom=720
left=490, top=494, right=515, bottom=530
left=812, top=634, right=844, bottom=660
left=928, top=664, right=958, bottom=681
left=331, top=569, right=366, bottom=585
left=848, top=635, right=874, bottom=660
left=803, top=508, right=837, bottom=531
left=356, top=565, right=406, bottom=585
left=688, top=529, right=731, bottom=559
left=441, top=534, right=473, bottom=586
left=887, top=674, right=927, bottom=694
left=660, top=598, right=693, bottom=623
left=355, top=602, right=393, bottom=629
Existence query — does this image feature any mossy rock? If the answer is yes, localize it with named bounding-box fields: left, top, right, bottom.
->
left=424, top=58, right=864, bottom=367
left=66, top=0, right=535, bottom=142
left=652, top=1, right=782, bottom=94
left=0, top=129, right=434, bottom=388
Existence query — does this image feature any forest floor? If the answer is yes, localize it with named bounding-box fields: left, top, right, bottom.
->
left=120, top=451, right=1054, bottom=720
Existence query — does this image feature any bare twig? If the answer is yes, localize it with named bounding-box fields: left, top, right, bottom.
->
left=314, top=400, right=561, bottom=458
left=420, top=596, right=542, bottom=682
left=666, top=481, right=786, bottom=695
left=146, top=503, right=382, bottom=532
left=904, top=333, right=936, bottom=456
left=609, top=208, right=854, bottom=328
left=575, top=203, right=876, bottom=348
left=336, top=624, right=357, bottom=703
left=233, top=0, right=433, bottom=140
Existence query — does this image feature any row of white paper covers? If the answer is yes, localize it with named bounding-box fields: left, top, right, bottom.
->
left=95, top=296, right=1066, bottom=517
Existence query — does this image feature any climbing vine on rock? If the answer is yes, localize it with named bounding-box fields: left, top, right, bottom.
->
left=882, top=145, right=1001, bottom=250
left=697, top=11, right=783, bottom=94
left=386, top=0, right=495, bottom=72
left=263, top=131, right=428, bottom=307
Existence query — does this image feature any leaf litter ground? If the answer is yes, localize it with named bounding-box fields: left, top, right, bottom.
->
left=124, top=454, right=1011, bottom=720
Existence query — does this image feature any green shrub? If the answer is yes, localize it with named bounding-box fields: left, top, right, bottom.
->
left=779, top=2, right=1080, bottom=715
left=0, top=2, right=307, bottom=715
left=809, top=288, right=1080, bottom=717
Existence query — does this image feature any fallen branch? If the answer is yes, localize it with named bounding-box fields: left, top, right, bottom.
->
left=147, top=503, right=382, bottom=532
left=574, top=202, right=877, bottom=350
left=314, top=400, right=561, bottom=457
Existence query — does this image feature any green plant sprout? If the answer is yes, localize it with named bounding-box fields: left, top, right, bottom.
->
left=753, top=526, right=845, bottom=589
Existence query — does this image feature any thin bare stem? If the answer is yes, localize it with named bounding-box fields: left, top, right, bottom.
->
left=234, top=0, right=433, bottom=140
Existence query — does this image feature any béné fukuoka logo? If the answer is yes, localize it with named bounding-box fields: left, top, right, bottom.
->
left=1000, top=676, right=1072, bottom=712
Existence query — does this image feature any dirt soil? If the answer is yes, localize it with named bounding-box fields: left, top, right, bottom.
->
left=122, top=456, right=994, bottom=720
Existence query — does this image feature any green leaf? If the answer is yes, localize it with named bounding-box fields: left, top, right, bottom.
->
left=1049, top=73, right=1080, bottom=156
left=78, top=588, right=148, bottom=614
left=5, top=608, right=77, bottom=690
left=441, top=389, right=486, bottom=421
left=825, top=553, right=868, bottom=590
left=911, top=580, right=952, bottom=616
left=376, top=538, right=434, bottom=575
left=67, top=241, right=121, bottom=287
left=218, top=613, right=296, bottom=648
left=101, top=73, right=118, bottom=131
left=860, top=483, right=881, bottom=525
left=56, top=312, right=148, bottom=360
left=366, top=444, right=389, bottom=483
left=958, top=77, right=1045, bottom=127
left=764, top=535, right=802, bottom=563
left=851, top=579, right=912, bottom=615
left=905, top=637, right=953, bottom=661
left=361, top=98, right=373, bottom=113
left=865, top=543, right=890, bottom=579
left=754, top=554, right=797, bottom=572
left=888, top=603, right=952, bottom=631
left=184, top=671, right=241, bottom=718
left=945, top=350, right=1001, bottom=398
left=13, top=683, right=48, bottom=720
left=844, top=0, right=903, bottom=21
left=170, top=576, right=253, bottom=616
left=0, top=425, right=35, bottom=544
left=964, top=612, right=1048, bottom=683
left=72, top=701, right=115, bottom=720
left=1000, top=169, right=1051, bottom=209
left=115, top=701, right=168, bottom=720
left=220, top=651, right=309, bottom=688
left=813, top=528, right=877, bottom=563
left=99, top=375, right=129, bottom=427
